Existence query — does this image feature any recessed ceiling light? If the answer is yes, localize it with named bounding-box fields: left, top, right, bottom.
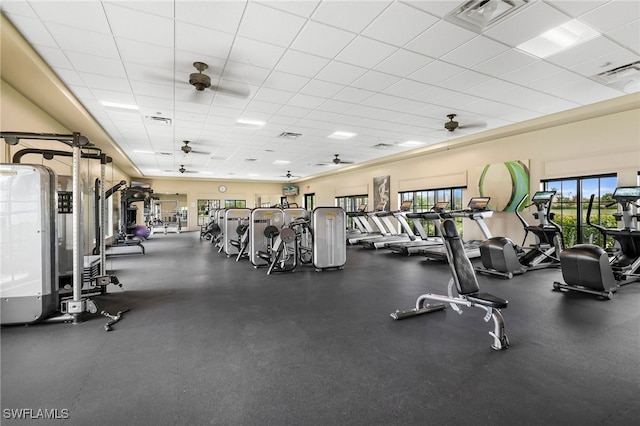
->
left=248, top=173, right=260, bottom=177
left=134, top=150, right=155, bottom=154
left=273, top=160, right=290, bottom=165
left=237, top=119, right=265, bottom=127
left=399, top=141, right=425, bottom=147
left=517, top=20, right=599, bottom=58
left=328, top=131, right=357, bottom=140
left=101, top=101, right=139, bottom=110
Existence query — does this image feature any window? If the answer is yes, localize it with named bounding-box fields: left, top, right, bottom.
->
left=304, top=193, right=316, bottom=211
left=224, top=199, right=246, bottom=208
left=335, top=195, right=368, bottom=229
left=399, top=187, right=464, bottom=236
left=197, top=199, right=221, bottom=226
left=543, top=174, right=617, bottom=246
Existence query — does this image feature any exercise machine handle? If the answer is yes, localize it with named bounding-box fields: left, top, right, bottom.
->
left=586, top=194, right=607, bottom=236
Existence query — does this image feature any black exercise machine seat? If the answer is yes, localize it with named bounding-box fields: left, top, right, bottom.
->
left=391, top=219, right=510, bottom=351
left=440, top=219, right=508, bottom=310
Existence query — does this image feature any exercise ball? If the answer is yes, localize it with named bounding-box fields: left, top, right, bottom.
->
left=134, top=225, right=150, bottom=239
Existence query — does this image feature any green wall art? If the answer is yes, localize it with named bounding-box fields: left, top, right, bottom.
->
left=478, top=160, right=530, bottom=212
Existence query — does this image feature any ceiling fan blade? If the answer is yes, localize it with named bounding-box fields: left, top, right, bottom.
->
left=458, top=121, right=487, bottom=130
left=211, top=83, right=250, bottom=98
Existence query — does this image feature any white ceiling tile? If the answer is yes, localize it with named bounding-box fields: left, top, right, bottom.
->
left=405, top=20, right=476, bottom=59
left=351, top=70, right=401, bottom=92
left=551, top=77, right=624, bottom=105
left=608, top=19, right=640, bottom=54
left=374, top=48, right=434, bottom=77
left=315, top=61, right=367, bottom=85
left=66, top=51, right=127, bottom=78
left=550, top=1, right=609, bottom=18
left=263, top=71, right=310, bottom=92
left=411, top=86, right=461, bottom=105
left=54, top=68, right=86, bottom=88
left=80, top=73, right=129, bottom=92
left=441, top=36, right=510, bottom=68
left=362, top=2, right=439, bottom=47
left=484, top=1, right=571, bottom=47
left=546, top=36, right=623, bottom=69
left=360, top=93, right=403, bottom=109
left=221, top=62, right=271, bottom=87
left=311, top=1, right=391, bottom=33
left=31, top=1, right=111, bottom=33
left=0, top=2, right=37, bottom=18
left=175, top=1, right=245, bottom=35
left=500, top=60, right=565, bottom=86
left=275, top=50, right=330, bottom=78
left=255, top=0, right=321, bottom=18
left=116, top=38, right=175, bottom=70
left=335, top=36, right=397, bottom=68
left=245, top=100, right=282, bottom=114
left=437, top=70, right=493, bottom=92
left=465, top=78, right=522, bottom=100
left=316, top=99, right=357, bottom=114
left=130, top=80, right=174, bottom=99
left=228, top=36, right=287, bottom=69
left=67, top=85, right=94, bottom=101
left=580, top=0, right=640, bottom=33
left=527, top=69, right=581, bottom=92
left=238, top=2, right=307, bottom=47
left=389, top=99, right=429, bottom=114
left=105, top=0, right=175, bottom=18
left=287, top=94, right=326, bottom=109
left=46, top=22, right=119, bottom=58
left=299, top=80, right=344, bottom=98
left=104, top=3, right=174, bottom=47
left=277, top=105, right=313, bottom=118
left=176, top=22, right=235, bottom=60
left=290, top=21, right=356, bottom=59
left=253, top=87, right=296, bottom=104
left=473, top=48, right=539, bottom=77
left=409, top=60, right=466, bottom=85
left=333, top=86, right=376, bottom=103
left=3, top=14, right=57, bottom=47
left=382, top=79, right=431, bottom=98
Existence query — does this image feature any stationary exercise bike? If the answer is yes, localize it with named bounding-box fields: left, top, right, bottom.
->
left=553, top=186, right=640, bottom=299
left=476, top=191, right=564, bottom=279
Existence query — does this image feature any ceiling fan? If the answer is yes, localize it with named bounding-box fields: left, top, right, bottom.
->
left=179, top=140, right=210, bottom=155
left=332, top=154, right=354, bottom=165
left=279, top=170, right=300, bottom=179
left=163, top=165, right=198, bottom=174
left=188, top=61, right=249, bottom=98
left=444, top=114, right=487, bottom=132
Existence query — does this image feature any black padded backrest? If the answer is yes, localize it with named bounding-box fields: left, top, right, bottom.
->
left=441, top=219, right=480, bottom=296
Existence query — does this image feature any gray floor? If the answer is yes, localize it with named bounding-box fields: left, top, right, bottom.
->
left=2, top=231, right=639, bottom=426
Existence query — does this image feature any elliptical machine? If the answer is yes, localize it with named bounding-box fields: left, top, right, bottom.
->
left=553, top=186, right=640, bottom=299
left=476, top=191, right=564, bottom=279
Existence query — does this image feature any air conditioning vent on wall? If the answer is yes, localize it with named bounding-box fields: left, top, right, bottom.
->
left=445, top=0, right=531, bottom=33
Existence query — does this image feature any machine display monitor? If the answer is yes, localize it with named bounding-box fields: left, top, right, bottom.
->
left=433, top=201, right=449, bottom=211
left=612, top=186, right=640, bottom=201
left=532, top=191, right=555, bottom=202
left=399, top=200, right=413, bottom=211
left=467, top=197, right=490, bottom=211
left=357, top=204, right=367, bottom=212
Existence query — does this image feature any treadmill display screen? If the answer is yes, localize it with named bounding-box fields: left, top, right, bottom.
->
left=400, top=200, right=413, bottom=211
left=433, top=201, right=449, bottom=210
left=612, top=186, right=640, bottom=201
left=532, top=191, right=555, bottom=202
left=467, top=197, right=490, bottom=211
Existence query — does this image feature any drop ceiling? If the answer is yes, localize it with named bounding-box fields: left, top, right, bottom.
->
left=1, top=0, right=639, bottom=181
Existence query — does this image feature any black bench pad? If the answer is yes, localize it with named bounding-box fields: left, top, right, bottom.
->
left=466, top=292, right=508, bottom=309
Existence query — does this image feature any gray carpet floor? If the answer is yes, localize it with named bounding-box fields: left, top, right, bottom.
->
left=2, top=231, right=639, bottom=425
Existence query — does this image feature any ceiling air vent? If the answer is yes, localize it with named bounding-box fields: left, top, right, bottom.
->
left=278, top=132, right=302, bottom=139
left=244, top=158, right=258, bottom=162
left=372, top=143, right=394, bottom=149
left=144, top=115, right=172, bottom=125
left=592, top=61, right=640, bottom=92
left=155, top=152, right=173, bottom=157
left=444, top=0, right=531, bottom=33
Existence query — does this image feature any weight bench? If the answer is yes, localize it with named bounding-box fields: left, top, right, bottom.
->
left=391, top=219, right=510, bottom=351
left=106, top=235, right=145, bottom=256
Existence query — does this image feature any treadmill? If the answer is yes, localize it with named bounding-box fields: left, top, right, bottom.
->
left=386, top=201, right=449, bottom=256
left=361, top=201, right=417, bottom=249
left=419, top=197, right=493, bottom=261
left=347, top=201, right=391, bottom=245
